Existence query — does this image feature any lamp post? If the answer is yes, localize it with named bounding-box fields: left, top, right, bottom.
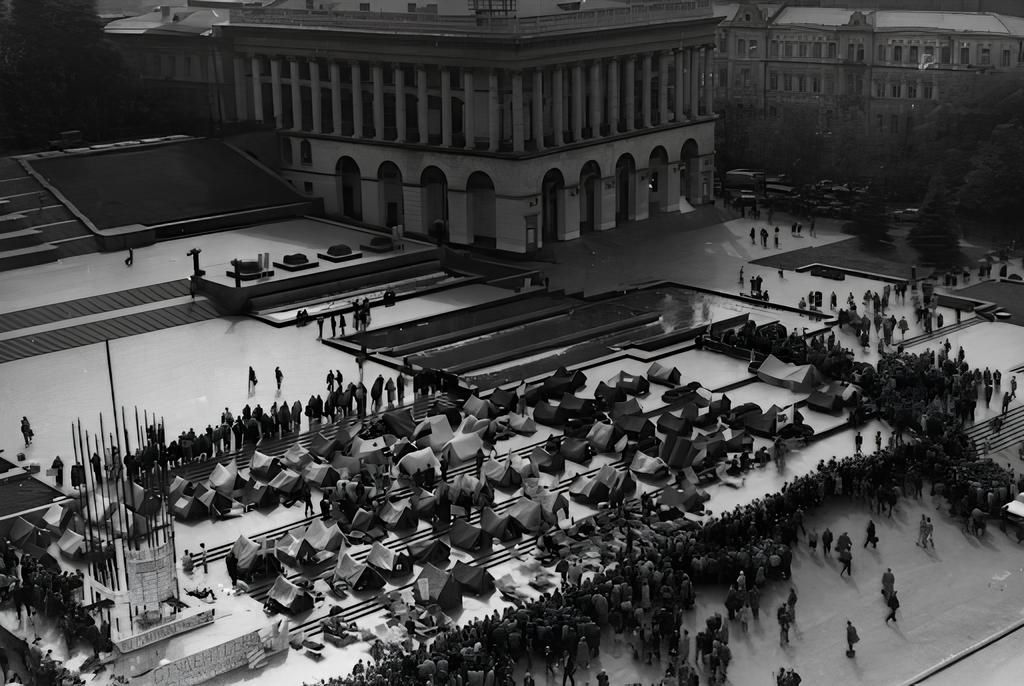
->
left=187, top=248, right=205, bottom=277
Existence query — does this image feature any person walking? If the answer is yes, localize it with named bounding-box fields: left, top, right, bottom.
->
left=916, top=515, right=928, bottom=547
left=561, top=650, right=576, bottom=686
left=51, top=455, right=64, bottom=487
left=777, top=604, right=791, bottom=645
left=864, top=519, right=878, bottom=549
left=1012, top=375, right=1018, bottom=400
left=750, top=227, right=756, bottom=245
left=275, top=366, right=283, bottom=391
left=125, top=247, right=134, bottom=267
left=925, top=517, right=935, bottom=548
left=786, top=587, right=798, bottom=621
left=822, top=527, right=834, bottom=556
left=808, top=528, right=818, bottom=554
left=854, top=431, right=863, bottom=455
left=839, top=547, right=853, bottom=577
left=774, top=226, right=780, bottom=248
left=20, top=417, right=33, bottom=447
left=884, top=590, right=900, bottom=623
left=881, top=568, right=895, bottom=601
left=846, top=620, right=859, bottom=657
left=1002, top=391, right=1011, bottom=415
left=199, top=542, right=208, bottom=574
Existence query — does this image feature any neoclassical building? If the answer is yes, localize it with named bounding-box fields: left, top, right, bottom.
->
left=108, top=0, right=719, bottom=253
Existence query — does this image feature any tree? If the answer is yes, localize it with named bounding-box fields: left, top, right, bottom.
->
left=910, top=176, right=960, bottom=265
left=958, top=119, right=1024, bottom=222
left=847, top=186, right=890, bottom=242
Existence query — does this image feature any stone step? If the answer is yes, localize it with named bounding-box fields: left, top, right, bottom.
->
left=0, top=228, right=43, bottom=251
left=0, top=242, right=58, bottom=271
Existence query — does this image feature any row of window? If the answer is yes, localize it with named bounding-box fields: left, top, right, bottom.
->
left=727, top=37, right=1017, bottom=68
left=873, top=81, right=935, bottom=100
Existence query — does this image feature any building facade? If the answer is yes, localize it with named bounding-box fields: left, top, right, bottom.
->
left=714, top=4, right=1024, bottom=136
left=107, top=0, right=720, bottom=254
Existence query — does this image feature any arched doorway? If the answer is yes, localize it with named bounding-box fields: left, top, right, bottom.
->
left=648, top=146, right=669, bottom=216
left=615, top=154, right=636, bottom=223
left=680, top=139, right=699, bottom=204
left=466, top=171, right=496, bottom=245
left=578, top=160, right=601, bottom=233
left=541, top=169, right=565, bottom=243
left=377, top=161, right=404, bottom=228
left=335, top=156, right=362, bottom=220
left=420, top=166, right=449, bottom=237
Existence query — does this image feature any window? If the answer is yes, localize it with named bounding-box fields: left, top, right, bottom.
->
left=300, top=140, right=312, bottom=165
left=408, top=2, right=416, bottom=10
left=797, top=75, right=805, bottom=92
left=737, top=38, right=746, bottom=56
left=857, top=45, right=865, bottom=62
left=890, top=114, right=899, bottom=134
left=799, top=42, right=808, bottom=58
left=856, top=77, right=863, bottom=94
left=719, top=36, right=727, bottom=53
left=303, top=181, right=314, bottom=194
left=980, top=47, right=991, bottom=65
left=960, top=46, right=970, bottom=64
left=847, top=43, right=855, bottom=61
left=845, top=74, right=854, bottom=92
left=906, top=83, right=917, bottom=98
left=1002, top=49, right=1012, bottom=67
left=923, top=83, right=933, bottom=99
left=783, top=74, right=792, bottom=91
left=167, top=56, right=176, bottom=77
left=812, top=43, right=822, bottom=58
left=893, top=46, right=903, bottom=62
left=941, top=46, right=951, bottom=63
left=827, top=42, right=837, bottom=58
left=771, top=41, right=780, bottom=57
left=784, top=42, right=793, bottom=57
left=733, top=69, right=742, bottom=87
left=877, top=44, right=885, bottom=62
left=909, top=46, right=918, bottom=63
left=824, top=76, right=834, bottom=94
left=811, top=76, right=820, bottom=93
left=719, top=69, right=729, bottom=88
left=890, top=83, right=900, bottom=97
left=769, top=72, right=778, bottom=90
left=359, top=2, right=370, bottom=10
left=874, top=80, right=884, bottom=97
left=184, top=56, right=191, bottom=77
left=749, top=40, right=759, bottom=57
left=741, top=68, right=752, bottom=88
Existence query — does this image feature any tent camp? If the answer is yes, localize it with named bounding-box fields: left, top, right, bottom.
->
left=586, top=422, right=628, bottom=453
left=806, top=390, right=843, bottom=413
left=532, top=400, right=567, bottom=427
left=559, top=394, right=597, bottom=419
left=480, top=507, right=520, bottom=541
left=506, top=498, right=544, bottom=532
left=382, top=408, right=417, bottom=438
left=482, top=456, right=523, bottom=489
left=366, top=541, right=412, bottom=576
left=250, top=451, right=283, bottom=481
left=395, top=446, right=440, bottom=476
left=302, top=519, right=345, bottom=552
left=347, top=507, right=385, bottom=540
left=209, top=459, right=243, bottom=495
left=333, top=554, right=385, bottom=591
left=168, top=475, right=193, bottom=502
left=275, top=532, right=315, bottom=568
left=539, top=368, right=587, bottom=401
left=756, top=354, right=825, bottom=392
left=56, top=529, right=86, bottom=560
left=408, top=538, right=451, bottom=566
left=304, top=461, right=341, bottom=488
left=196, top=487, right=243, bottom=519
left=647, top=362, right=681, bottom=387
left=450, top=474, right=492, bottom=509
left=462, top=394, right=495, bottom=419
left=441, top=417, right=489, bottom=463
left=449, top=518, right=489, bottom=552
left=505, top=413, right=537, bottom=435
left=413, top=415, right=455, bottom=452
left=378, top=500, right=417, bottom=531
left=660, top=481, right=709, bottom=512
left=266, top=575, right=315, bottom=615
left=530, top=445, right=564, bottom=474
left=242, top=479, right=277, bottom=509
left=412, top=564, right=462, bottom=610
left=558, top=437, right=593, bottom=465
left=614, top=414, right=655, bottom=440
left=612, top=398, right=643, bottom=418
left=42, top=502, right=74, bottom=536
left=231, top=536, right=261, bottom=573
left=171, top=495, right=207, bottom=520
left=593, top=381, right=627, bottom=409
left=268, top=468, right=304, bottom=495
left=411, top=488, right=437, bottom=521
left=451, top=561, right=495, bottom=595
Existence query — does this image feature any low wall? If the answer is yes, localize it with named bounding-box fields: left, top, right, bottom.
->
left=152, top=202, right=320, bottom=242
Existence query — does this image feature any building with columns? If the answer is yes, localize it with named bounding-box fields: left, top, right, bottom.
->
left=714, top=3, right=1024, bottom=136
left=106, top=0, right=719, bottom=254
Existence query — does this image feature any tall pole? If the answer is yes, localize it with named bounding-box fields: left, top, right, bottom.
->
left=105, top=340, right=123, bottom=467
left=122, top=406, right=131, bottom=456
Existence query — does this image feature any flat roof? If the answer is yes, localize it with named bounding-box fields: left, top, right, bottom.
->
left=772, top=7, right=855, bottom=27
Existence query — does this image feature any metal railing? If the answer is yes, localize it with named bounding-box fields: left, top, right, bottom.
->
left=229, top=0, right=712, bottom=35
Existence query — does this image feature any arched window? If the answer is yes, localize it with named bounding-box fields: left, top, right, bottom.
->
left=300, top=140, right=312, bottom=165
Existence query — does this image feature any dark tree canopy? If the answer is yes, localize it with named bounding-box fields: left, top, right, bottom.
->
left=957, top=119, right=1024, bottom=221
left=847, top=186, right=890, bottom=243
left=910, top=176, right=960, bottom=264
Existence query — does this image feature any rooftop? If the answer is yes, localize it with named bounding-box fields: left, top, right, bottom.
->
left=770, top=6, right=1024, bottom=36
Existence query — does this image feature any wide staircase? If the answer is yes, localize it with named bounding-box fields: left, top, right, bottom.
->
left=0, top=157, right=99, bottom=272
left=900, top=317, right=982, bottom=348
left=964, top=404, right=1024, bottom=455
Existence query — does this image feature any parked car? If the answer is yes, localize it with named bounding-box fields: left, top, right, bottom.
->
left=891, top=208, right=920, bottom=223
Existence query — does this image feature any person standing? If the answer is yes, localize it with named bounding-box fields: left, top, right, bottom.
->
left=925, top=517, right=935, bottom=548
left=338, top=311, right=346, bottom=337
left=248, top=366, right=257, bottom=395
left=385, top=377, right=396, bottom=409
left=749, top=227, right=756, bottom=245
left=90, top=451, right=103, bottom=485
left=370, top=375, right=384, bottom=415
left=199, top=542, right=208, bottom=574
left=275, top=366, right=283, bottom=391
left=20, top=417, right=33, bottom=447
left=822, top=527, right=834, bottom=556
left=326, top=370, right=335, bottom=392
left=864, top=519, right=878, bottom=549
left=777, top=604, right=790, bottom=645
left=330, top=314, right=337, bottom=338
left=316, top=315, right=325, bottom=340
left=916, top=515, right=928, bottom=547
left=839, top=547, right=853, bottom=577
left=884, top=590, right=900, bottom=623
left=786, top=588, right=798, bottom=621
left=846, top=620, right=859, bottom=657
left=1012, top=375, right=1018, bottom=400
left=881, top=568, right=895, bottom=601
left=561, top=650, right=576, bottom=686
left=225, top=551, right=239, bottom=586
left=854, top=431, right=863, bottom=456
left=808, top=528, right=818, bottom=554
left=51, top=456, right=64, bottom=487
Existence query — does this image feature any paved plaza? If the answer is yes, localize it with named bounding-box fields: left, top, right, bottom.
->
left=3, top=207, right=1024, bottom=686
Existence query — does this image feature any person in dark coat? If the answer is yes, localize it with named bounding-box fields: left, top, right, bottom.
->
left=864, top=520, right=878, bottom=548
left=821, top=527, right=833, bottom=556
left=89, top=452, right=103, bottom=485
left=225, top=551, right=239, bottom=587
left=884, top=590, right=900, bottom=623
left=370, top=375, right=384, bottom=414
left=51, top=456, right=64, bottom=487
left=248, top=366, right=257, bottom=395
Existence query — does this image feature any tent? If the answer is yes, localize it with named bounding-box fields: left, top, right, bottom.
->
left=304, top=461, right=341, bottom=488
left=281, top=444, right=313, bottom=471
left=607, top=371, right=650, bottom=396
left=56, top=529, right=86, bottom=560
left=559, top=394, right=596, bottom=419
left=310, top=431, right=343, bottom=460
left=302, top=519, right=345, bottom=552
left=489, top=388, right=518, bottom=413
left=412, top=564, right=462, bottom=610
left=482, top=456, right=523, bottom=489
left=510, top=451, right=539, bottom=480
left=171, top=495, right=207, bottom=520
left=532, top=400, right=566, bottom=427
left=660, top=481, right=709, bottom=512
left=242, top=479, right=277, bottom=508
left=366, top=541, right=412, bottom=576
left=462, top=395, right=495, bottom=419
left=168, top=475, right=193, bottom=502
left=612, top=398, right=642, bottom=418
left=267, top=575, right=315, bottom=615
left=708, top=394, right=732, bottom=419
left=657, top=411, right=690, bottom=437
left=756, top=354, right=825, bottom=392
left=449, top=518, right=489, bottom=552
left=231, top=536, right=261, bottom=573
left=349, top=436, right=390, bottom=464
left=268, top=468, right=304, bottom=495
left=662, top=436, right=707, bottom=470
left=412, top=488, right=437, bottom=521
left=196, top=487, right=243, bottom=518
left=450, top=474, right=491, bottom=508
left=630, top=451, right=670, bottom=478
left=539, top=369, right=587, bottom=400
left=378, top=500, right=417, bottom=531
left=586, top=422, right=627, bottom=453
left=209, top=459, right=243, bottom=495
left=647, top=362, right=681, bottom=387
left=557, top=437, right=593, bottom=465
left=250, top=451, right=283, bottom=481
left=442, top=417, right=489, bottom=463
left=451, top=561, right=495, bottom=595
left=413, top=415, right=455, bottom=452
left=333, top=554, right=386, bottom=591
left=806, top=390, right=843, bottom=413
left=663, top=384, right=712, bottom=407
left=505, top=413, right=537, bottom=435
left=382, top=408, right=417, bottom=438
left=408, top=538, right=451, bottom=566
left=614, top=414, right=655, bottom=440
left=593, top=381, right=627, bottom=409
left=275, top=532, right=315, bottom=568
left=531, top=490, right=570, bottom=525
left=530, top=445, right=564, bottom=474
left=506, top=498, right=544, bottom=532
left=480, top=507, right=520, bottom=541
left=348, top=507, right=383, bottom=535
left=42, top=502, right=73, bottom=536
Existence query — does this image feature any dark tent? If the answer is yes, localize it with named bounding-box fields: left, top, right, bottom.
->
left=506, top=499, right=544, bottom=532
left=660, top=481, right=709, bottom=512
left=540, top=369, right=586, bottom=400
left=366, top=542, right=412, bottom=576
left=806, top=390, right=843, bottom=413
left=451, top=561, right=495, bottom=595
left=724, top=430, right=754, bottom=453
left=449, top=518, right=489, bottom=552
left=462, top=395, right=495, bottom=419
left=594, top=381, right=627, bottom=409
left=662, top=383, right=711, bottom=406
left=612, top=398, right=642, bottom=418
left=608, top=371, right=650, bottom=396
left=333, top=554, right=386, bottom=592
left=304, top=462, right=341, bottom=488
left=662, top=436, right=705, bottom=470
left=171, top=495, right=207, bottom=520
left=383, top=409, right=417, bottom=438
left=412, top=489, right=437, bottom=520
left=267, top=575, right=315, bottom=615
left=482, top=457, right=523, bottom=489
left=408, top=538, right=451, bottom=566
left=268, top=468, right=304, bottom=495
left=413, top=564, right=462, bottom=610
left=283, top=444, right=314, bottom=472
left=586, top=421, right=626, bottom=453
left=708, top=394, right=732, bottom=418
left=489, top=388, right=518, bottom=413
left=532, top=400, right=566, bottom=427
left=480, top=507, right=521, bottom=541
left=614, top=414, right=655, bottom=440
left=647, top=362, right=681, bottom=387
left=558, top=437, right=593, bottom=465
left=242, top=480, right=277, bottom=509
left=250, top=451, right=283, bottom=481
left=310, top=431, right=343, bottom=459
left=630, top=451, right=670, bottom=478
left=378, top=500, right=417, bottom=531
left=741, top=411, right=777, bottom=437
left=56, top=530, right=86, bottom=560
left=530, top=446, right=565, bottom=474
left=559, top=394, right=596, bottom=419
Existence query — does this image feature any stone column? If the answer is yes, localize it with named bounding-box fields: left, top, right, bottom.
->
left=441, top=67, right=452, bottom=147
left=511, top=70, right=524, bottom=152
left=488, top=69, right=500, bottom=151
left=552, top=67, right=564, bottom=146
left=703, top=47, right=714, bottom=116
left=310, top=61, right=322, bottom=133
left=590, top=61, right=603, bottom=137
left=417, top=65, right=428, bottom=143
left=532, top=69, right=544, bottom=150
left=371, top=63, right=384, bottom=139
left=571, top=63, right=583, bottom=142
left=689, top=48, right=700, bottom=119
left=351, top=62, right=363, bottom=138
left=289, top=59, right=302, bottom=130
left=394, top=64, right=406, bottom=142
left=464, top=69, right=475, bottom=149
left=250, top=56, right=263, bottom=122
left=674, top=50, right=685, bottom=122
left=658, top=52, right=670, bottom=124
left=642, top=53, right=652, bottom=128
left=270, top=57, right=283, bottom=128
left=330, top=62, right=342, bottom=134
left=624, top=56, right=636, bottom=131
left=233, top=56, right=247, bottom=121
left=608, top=58, right=620, bottom=133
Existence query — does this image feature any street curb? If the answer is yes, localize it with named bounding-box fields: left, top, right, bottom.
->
left=900, top=615, right=1024, bottom=685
